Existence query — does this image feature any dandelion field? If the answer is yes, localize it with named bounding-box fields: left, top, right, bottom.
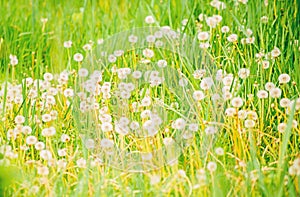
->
left=0, top=0, right=299, bottom=196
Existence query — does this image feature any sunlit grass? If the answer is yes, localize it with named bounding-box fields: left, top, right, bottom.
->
left=0, top=0, right=299, bottom=196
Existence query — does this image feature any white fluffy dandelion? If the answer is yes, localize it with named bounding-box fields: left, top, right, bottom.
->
left=207, top=161, right=217, bottom=172
left=73, top=53, right=83, bottom=62
left=278, top=73, right=291, bottom=84
left=145, top=16, right=155, bottom=24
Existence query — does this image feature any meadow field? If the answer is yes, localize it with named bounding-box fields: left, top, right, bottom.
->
left=0, top=0, right=299, bottom=196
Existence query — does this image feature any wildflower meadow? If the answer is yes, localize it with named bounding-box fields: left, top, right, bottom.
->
left=0, top=0, right=299, bottom=196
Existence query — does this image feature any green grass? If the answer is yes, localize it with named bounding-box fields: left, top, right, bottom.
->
left=0, top=0, right=299, bottom=196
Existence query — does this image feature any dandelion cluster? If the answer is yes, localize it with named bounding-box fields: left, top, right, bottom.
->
left=0, top=0, right=299, bottom=196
